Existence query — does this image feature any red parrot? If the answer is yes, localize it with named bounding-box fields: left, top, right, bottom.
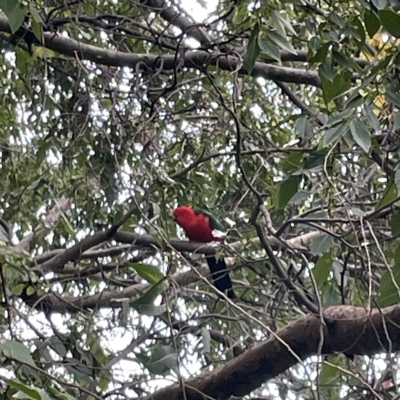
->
left=173, top=206, right=235, bottom=299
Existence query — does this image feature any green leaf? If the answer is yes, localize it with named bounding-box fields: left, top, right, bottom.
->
left=268, top=10, right=287, bottom=37
left=350, top=118, right=371, bottom=153
left=281, top=151, right=303, bottom=173
left=319, top=361, right=340, bottom=385
left=376, top=180, right=398, bottom=209
left=295, top=116, right=314, bottom=139
left=26, top=286, right=36, bottom=296
left=379, top=10, right=400, bottom=38
left=377, top=264, right=400, bottom=307
left=29, top=5, right=43, bottom=24
left=135, top=352, right=150, bottom=366
left=35, top=138, right=52, bottom=168
left=277, top=175, right=300, bottom=209
left=258, top=38, right=281, bottom=62
left=87, top=334, right=107, bottom=366
left=131, top=303, right=166, bottom=316
left=365, top=10, right=381, bottom=38
left=324, top=108, right=354, bottom=128
left=322, top=285, right=341, bottom=306
left=268, top=30, right=297, bottom=54
left=322, top=30, right=339, bottom=42
left=15, top=47, right=30, bottom=75
left=309, top=36, right=321, bottom=52
left=131, top=279, right=168, bottom=304
left=323, top=123, right=348, bottom=147
left=141, top=345, right=178, bottom=376
left=55, top=393, right=79, bottom=400
left=272, top=10, right=297, bottom=36
left=303, top=149, right=328, bottom=170
left=29, top=5, right=42, bottom=42
left=319, top=63, right=335, bottom=82
left=0, top=339, right=36, bottom=367
left=310, top=234, right=334, bottom=255
left=391, top=210, right=400, bottom=236
left=130, top=263, right=165, bottom=284
left=343, top=127, right=355, bottom=148
left=330, top=12, right=346, bottom=28
left=288, top=190, right=310, bottom=204
left=11, top=283, right=25, bottom=296
left=0, top=0, right=27, bottom=33
left=30, top=19, right=42, bottom=44
left=320, top=71, right=351, bottom=104
left=49, top=336, right=67, bottom=358
left=64, top=358, right=92, bottom=383
left=130, top=279, right=168, bottom=316
left=363, top=105, right=381, bottom=133
left=353, top=17, right=366, bottom=46
left=313, top=253, right=332, bottom=287
left=332, top=50, right=352, bottom=69
left=385, top=89, right=400, bottom=108
left=244, top=23, right=260, bottom=73
left=308, top=42, right=331, bottom=64
left=5, top=380, right=46, bottom=400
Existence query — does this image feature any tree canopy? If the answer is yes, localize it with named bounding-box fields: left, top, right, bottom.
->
left=1, top=0, right=400, bottom=399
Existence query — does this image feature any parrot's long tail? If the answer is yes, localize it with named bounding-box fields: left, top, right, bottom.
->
left=206, top=256, right=236, bottom=299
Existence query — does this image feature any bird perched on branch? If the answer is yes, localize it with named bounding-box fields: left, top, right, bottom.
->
left=173, top=206, right=236, bottom=299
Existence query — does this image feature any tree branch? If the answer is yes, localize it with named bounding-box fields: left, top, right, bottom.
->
left=35, top=202, right=140, bottom=272
left=141, top=304, right=400, bottom=400
left=0, top=16, right=322, bottom=87
left=21, top=262, right=213, bottom=313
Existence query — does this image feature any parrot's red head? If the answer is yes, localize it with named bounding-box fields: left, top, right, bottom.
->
left=172, top=206, right=194, bottom=224
left=173, top=205, right=225, bottom=242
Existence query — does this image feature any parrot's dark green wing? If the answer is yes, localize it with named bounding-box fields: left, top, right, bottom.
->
left=194, top=208, right=224, bottom=231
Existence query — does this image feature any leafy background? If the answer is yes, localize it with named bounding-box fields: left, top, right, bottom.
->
left=0, top=0, right=400, bottom=399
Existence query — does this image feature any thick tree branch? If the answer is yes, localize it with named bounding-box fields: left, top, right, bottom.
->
left=35, top=202, right=140, bottom=272
left=21, top=227, right=325, bottom=313
left=33, top=233, right=223, bottom=274
left=0, top=15, right=321, bottom=87
left=141, top=304, right=400, bottom=400
left=273, top=79, right=325, bottom=126
left=21, top=262, right=214, bottom=313
left=33, top=229, right=323, bottom=274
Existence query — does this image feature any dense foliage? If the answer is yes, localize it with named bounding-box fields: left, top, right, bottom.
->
left=1, top=0, right=400, bottom=398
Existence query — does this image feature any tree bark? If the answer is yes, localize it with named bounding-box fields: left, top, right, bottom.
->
left=142, top=304, right=400, bottom=400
